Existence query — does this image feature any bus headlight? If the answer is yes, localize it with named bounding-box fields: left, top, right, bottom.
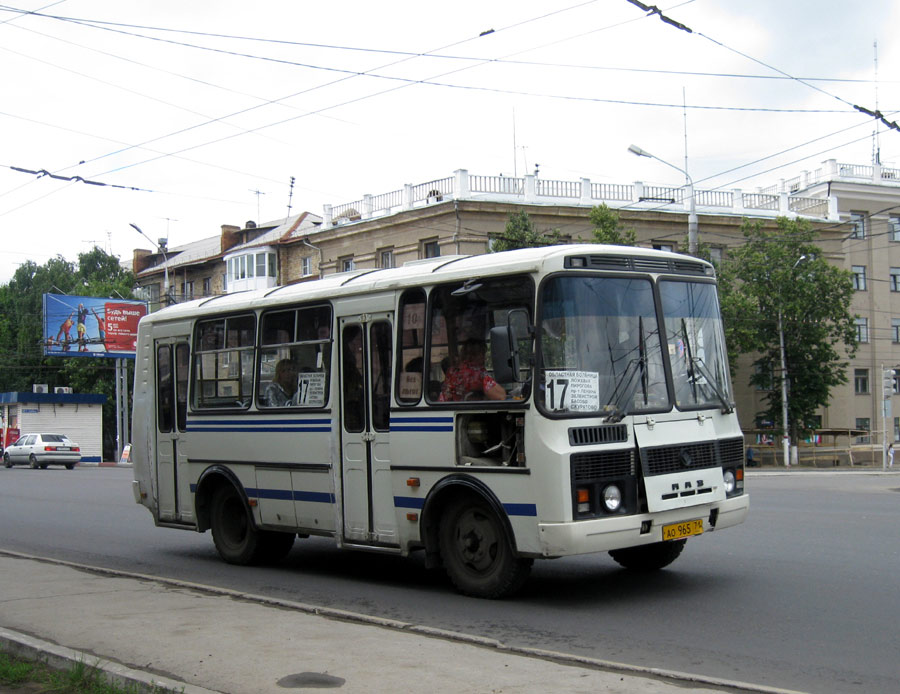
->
left=723, top=469, right=736, bottom=494
left=602, top=485, right=622, bottom=513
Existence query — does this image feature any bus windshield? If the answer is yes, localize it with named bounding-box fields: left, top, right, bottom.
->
left=539, top=275, right=668, bottom=416
left=659, top=279, right=732, bottom=411
left=538, top=275, right=731, bottom=416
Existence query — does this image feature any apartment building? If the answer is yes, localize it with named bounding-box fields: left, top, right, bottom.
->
left=133, top=161, right=900, bottom=444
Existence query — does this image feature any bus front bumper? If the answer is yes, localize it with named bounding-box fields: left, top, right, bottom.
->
left=535, top=493, right=749, bottom=558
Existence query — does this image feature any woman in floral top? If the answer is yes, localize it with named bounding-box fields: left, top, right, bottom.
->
left=440, top=339, right=507, bottom=401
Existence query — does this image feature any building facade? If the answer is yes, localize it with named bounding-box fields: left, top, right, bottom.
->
left=132, top=161, right=900, bottom=447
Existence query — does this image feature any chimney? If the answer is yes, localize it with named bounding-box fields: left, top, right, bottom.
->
left=133, top=248, right=153, bottom=274
left=221, top=224, right=241, bottom=253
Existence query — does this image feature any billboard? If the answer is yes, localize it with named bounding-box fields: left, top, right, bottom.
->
left=43, top=294, right=148, bottom=358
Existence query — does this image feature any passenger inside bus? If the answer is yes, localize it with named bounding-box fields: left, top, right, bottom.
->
left=264, top=359, right=299, bottom=407
left=439, top=338, right=506, bottom=401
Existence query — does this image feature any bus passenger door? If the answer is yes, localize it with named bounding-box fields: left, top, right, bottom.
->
left=155, top=340, right=191, bottom=523
left=340, top=315, right=397, bottom=546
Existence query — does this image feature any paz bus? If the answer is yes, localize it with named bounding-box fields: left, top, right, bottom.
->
left=131, top=243, right=749, bottom=598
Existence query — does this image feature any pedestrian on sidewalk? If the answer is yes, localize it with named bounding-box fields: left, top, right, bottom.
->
left=889, top=443, right=894, bottom=468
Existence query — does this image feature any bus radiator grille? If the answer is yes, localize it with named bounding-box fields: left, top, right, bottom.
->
left=571, top=450, right=635, bottom=481
left=641, top=436, right=744, bottom=477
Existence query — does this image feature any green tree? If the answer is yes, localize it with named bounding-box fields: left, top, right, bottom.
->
left=718, top=217, right=857, bottom=441
left=589, top=204, right=636, bottom=246
left=0, top=247, right=136, bottom=459
left=491, top=210, right=563, bottom=251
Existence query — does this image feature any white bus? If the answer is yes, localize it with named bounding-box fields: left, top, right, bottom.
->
left=131, top=244, right=749, bottom=598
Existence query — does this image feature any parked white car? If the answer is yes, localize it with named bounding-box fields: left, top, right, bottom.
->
left=3, top=433, right=81, bottom=469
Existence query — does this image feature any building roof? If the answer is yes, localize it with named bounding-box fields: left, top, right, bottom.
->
left=0, top=392, right=107, bottom=405
left=225, top=212, right=324, bottom=255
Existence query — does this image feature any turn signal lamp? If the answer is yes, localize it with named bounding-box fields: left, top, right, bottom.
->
left=576, top=488, right=590, bottom=513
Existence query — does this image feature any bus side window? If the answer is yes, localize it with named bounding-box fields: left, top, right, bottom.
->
left=397, top=289, right=425, bottom=404
left=193, top=315, right=255, bottom=409
left=258, top=305, right=332, bottom=409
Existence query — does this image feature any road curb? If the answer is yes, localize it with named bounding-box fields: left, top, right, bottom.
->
left=0, top=626, right=220, bottom=694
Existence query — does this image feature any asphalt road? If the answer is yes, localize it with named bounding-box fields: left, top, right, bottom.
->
left=1, top=465, right=898, bottom=693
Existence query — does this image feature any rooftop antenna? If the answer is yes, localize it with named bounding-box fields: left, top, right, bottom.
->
left=286, top=176, right=295, bottom=219
left=874, top=40, right=881, bottom=165
left=250, top=189, right=266, bottom=225
left=683, top=87, right=690, bottom=186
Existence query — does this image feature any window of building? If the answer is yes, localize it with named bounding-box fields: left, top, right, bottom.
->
left=851, top=265, right=866, bottom=291
left=257, top=305, right=332, bottom=409
left=890, top=215, right=900, bottom=242
left=894, top=416, right=899, bottom=442
left=708, top=247, right=723, bottom=265
left=891, top=268, right=900, bottom=292
left=652, top=243, right=674, bottom=253
left=855, top=417, right=871, bottom=444
left=180, top=281, right=194, bottom=300
left=893, top=318, right=900, bottom=343
left=193, top=314, right=256, bottom=409
left=379, top=248, right=395, bottom=269
left=340, top=257, right=355, bottom=272
left=849, top=211, right=866, bottom=239
left=202, top=277, right=211, bottom=296
left=301, top=256, right=312, bottom=277
left=854, top=368, right=870, bottom=394
left=753, top=363, right=773, bottom=390
left=422, top=239, right=441, bottom=258
left=226, top=252, right=276, bottom=286
left=855, top=317, right=869, bottom=343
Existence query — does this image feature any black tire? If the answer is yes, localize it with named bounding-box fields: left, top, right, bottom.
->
left=257, top=531, right=296, bottom=563
left=209, top=484, right=263, bottom=565
left=609, top=539, right=687, bottom=571
left=439, top=496, right=532, bottom=599
left=3, top=453, right=11, bottom=468
left=65, top=463, right=75, bottom=470
left=29, top=454, right=39, bottom=469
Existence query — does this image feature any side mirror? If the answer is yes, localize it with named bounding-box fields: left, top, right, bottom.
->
left=490, top=326, right=519, bottom=383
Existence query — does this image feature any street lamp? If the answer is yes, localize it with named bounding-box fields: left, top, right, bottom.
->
left=628, top=144, right=698, bottom=255
left=130, top=223, right=170, bottom=307
left=778, top=254, right=808, bottom=466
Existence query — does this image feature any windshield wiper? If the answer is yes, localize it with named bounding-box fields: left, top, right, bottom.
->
left=680, top=318, right=733, bottom=413
left=603, top=317, right=647, bottom=423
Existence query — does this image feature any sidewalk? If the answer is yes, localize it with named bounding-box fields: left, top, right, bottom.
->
left=0, top=552, right=802, bottom=694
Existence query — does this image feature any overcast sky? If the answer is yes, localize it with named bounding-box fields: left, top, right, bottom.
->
left=1, top=0, right=898, bottom=284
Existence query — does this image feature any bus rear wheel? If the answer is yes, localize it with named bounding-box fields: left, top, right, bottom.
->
left=439, top=497, right=531, bottom=599
left=609, top=539, right=686, bottom=571
left=210, top=484, right=263, bottom=565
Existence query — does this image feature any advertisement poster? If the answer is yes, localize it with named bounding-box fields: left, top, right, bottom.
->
left=43, top=294, right=148, bottom=358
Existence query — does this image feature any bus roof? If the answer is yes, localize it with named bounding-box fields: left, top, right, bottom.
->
left=140, top=244, right=712, bottom=324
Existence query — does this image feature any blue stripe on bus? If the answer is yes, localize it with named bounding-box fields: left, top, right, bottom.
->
left=187, top=484, right=334, bottom=504
left=188, top=418, right=332, bottom=426
left=502, top=503, right=537, bottom=517
left=246, top=488, right=335, bottom=504
left=394, top=497, right=537, bottom=517
left=390, top=416, right=454, bottom=432
left=186, top=426, right=331, bottom=433
left=394, top=496, right=425, bottom=509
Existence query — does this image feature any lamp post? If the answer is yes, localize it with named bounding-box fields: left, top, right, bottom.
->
left=628, top=144, right=698, bottom=255
left=778, top=255, right=808, bottom=466
left=130, top=223, right=170, bottom=307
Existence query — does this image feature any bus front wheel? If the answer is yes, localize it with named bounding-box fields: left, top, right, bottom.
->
left=210, top=484, right=262, bottom=565
left=609, top=539, right=686, bottom=571
left=439, top=497, right=531, bottom=599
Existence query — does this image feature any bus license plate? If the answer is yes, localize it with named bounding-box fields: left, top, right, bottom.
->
left=662, top=519, right=703, bottom=541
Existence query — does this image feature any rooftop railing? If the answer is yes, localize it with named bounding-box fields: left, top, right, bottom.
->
left=322, top=167, right=843, bottom=227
